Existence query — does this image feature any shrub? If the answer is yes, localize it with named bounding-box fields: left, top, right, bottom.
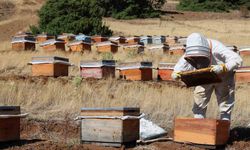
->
left=30, top=0, right=113, bottom=36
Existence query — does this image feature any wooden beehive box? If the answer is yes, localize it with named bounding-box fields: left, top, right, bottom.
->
left=166, top=36, right=178, bottom=45
left=80, top=107, right=140, bottom=147
left=180, top=67, right=222, bottom=87
left=148, top=44, right=169, bottom=54
left=11, top=36, right=36, bottom=51
left=109, top=36, right=126, bottom=44
left=36, top=34, right=55, bottom=43
left=123, top=44, right=144, bottom=53
left=235, top=66, right=250, bottom=83
left=169, top=45, right=185, bottom=55
left=91, top=36, right=108, bottom=43
left=57, top=33, right=75, bottom=43
left=40, top=39, right=65, bottom=51
left=96, top=41, right=118, bottom=53
left=68, top=40, right=91, bottom=52
left=28, top=56, right=71, bottom=77
left=152, top=36, right=166, bottom=44
left=157, top=63, right=175, bottom=81
left=0, top=106, right=21, bottom=142
left=140, top=36, right=152, bottom=45
left=174, top=118, right=230, bottom=146
left=239, top=47, right=250, bottom=56
left=80, top=60, right=116, bottom=79
left=126, top=36, right=140, bottom=44
left=117, top=62, right=153, bottom=81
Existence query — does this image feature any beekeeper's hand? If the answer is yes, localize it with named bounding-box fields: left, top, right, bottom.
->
left=210, top=64, right=227, bottom=74
left=171, top=71, right=181, bottom=81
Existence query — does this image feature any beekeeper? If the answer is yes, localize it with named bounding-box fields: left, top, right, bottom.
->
left=171, top=33, right=242, bottom=121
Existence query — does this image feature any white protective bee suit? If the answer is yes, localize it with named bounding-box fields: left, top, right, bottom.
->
left=173, top=33, right=242, bottom=120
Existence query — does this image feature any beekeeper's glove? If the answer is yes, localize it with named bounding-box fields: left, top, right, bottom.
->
left=210, top=64, right=227, bottom=74
left=171, top=71, right=181, bottom=81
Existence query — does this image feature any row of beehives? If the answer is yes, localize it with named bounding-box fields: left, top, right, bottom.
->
left=11, top=32, right=250, bottom=56
left=11, top=32, right=186, bottom=54
left=0, top=106, right=230, bottom=148
left=28, top=56, right=250, bottom=83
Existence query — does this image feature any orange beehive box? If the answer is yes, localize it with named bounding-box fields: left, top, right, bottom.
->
left=28, top=56, right=71, bottom=77
left=166, top=36, right=178, bottom=45
left=174, top=118, right=230, bottom=146
left=0, top=106, right=27, bottom=142
left=91, top=36, right=108, bottom=43
left=57, top=33, right=75, bottom=43
left=109, top=36, right=126, bottom=44
left=36, top=34, right=55, bottom=43
left=96, top=41, right=118, bottom=53
left=239, top=47, right=250, bottom=56
left=80, top=60, right=116, bottom=79
left=123, top=44, right=144, bottom=53
left=235, top=66, right=250, bottom=83
left=68, top=40, right=91, bottom=52
left=126, top=36, right=140, bottom=44
left=157, top=63, right=175, bottom=81
left=169, top=45, right=185, bottom=55
left=40, top=39, right=65, bottom=51
left=117, top=62, right=153, bottom=81
left=11, top=36, right=36, bottom=51
left=80, top=107, right=140, bottom=147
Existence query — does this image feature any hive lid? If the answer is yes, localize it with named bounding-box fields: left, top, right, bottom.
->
left=109, top=36, right=126, bottom=41
left=40, top=39, right=65, bottom=46
left=96, top=41, right=118, bottom=46
left=29, top=56, right=70, bottom=65
left=68, top=40, right=91, bottom=46
left=0, top=106, right=20, bottom=115
left=80, top=107, right=140, bottom=117
left=148, top=44, right=169, bottom=50
left=123, top=44, right=144, bottom=48
left=180, top=67, right=222, bottom=87
left=57, top=33, right=75, bottom=39
left=170, top=45, right=186, bottom=51
left=11, top=36, right=36, bottom=43
left=80, top=60, right=115, bottom=67
left=126, top=36, right=140, bottom=40
left=235, top=66, right=250, bottom=72
left=117, top=62, right=152, bottom=70
left=158, top=63, right=176, bottom=69
left=239, top=46, right=250, bottom=51
left=36, top=34, right=54, bottom=38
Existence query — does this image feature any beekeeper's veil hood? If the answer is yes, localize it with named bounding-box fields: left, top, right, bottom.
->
left=185, top=33, right=210, bottom=58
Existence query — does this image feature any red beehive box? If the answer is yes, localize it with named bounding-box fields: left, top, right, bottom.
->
left=36, top=34, right=55, bottom=43
left=109, top=36, right=126, bottom=44
left=80, top=60, right=116, bottom=79
left=117, top=62, right=153, bottom=81
left=28, top=56, right=71, bottom=77
left=239, top=47, right=250, bottom=56
left=68, top=40, right=91, bottom=52
left=157, top=63, right=175, bottom=81
left=126, top=36, right=140, bottom=44
left=40, top=39, right=65, bottom=51
left=123, top=44, right=144, bottom=53
left=0, top=106, right=27, bottom=142
left=174, top=118, right=230, bottom=146
left=96, top=41, right=118, bottom=53
left=11, top=36, right=36, bottom=51
left=91, top=36, right=108, bottom=43
left=169, top=45, right=185, bottom=55
left=235, top=66, right=250, bottom=83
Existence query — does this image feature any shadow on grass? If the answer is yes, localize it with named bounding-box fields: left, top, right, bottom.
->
left=229, top=127, right=250, bottom=143
left=0, top=139, right=44, bottom=149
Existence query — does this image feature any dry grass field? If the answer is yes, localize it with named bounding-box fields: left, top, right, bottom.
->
left=1, top=0, right=250, bottom=149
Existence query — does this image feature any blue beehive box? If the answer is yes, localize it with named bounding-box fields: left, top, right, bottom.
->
left=152, top=36, right=166, bottom=44
left=75, top=34, right=91, bottom=43
left=140, top=36, right=152, bottom=45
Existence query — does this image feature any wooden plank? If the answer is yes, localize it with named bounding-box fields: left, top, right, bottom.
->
left=81, top=108, right=140, bottom=116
